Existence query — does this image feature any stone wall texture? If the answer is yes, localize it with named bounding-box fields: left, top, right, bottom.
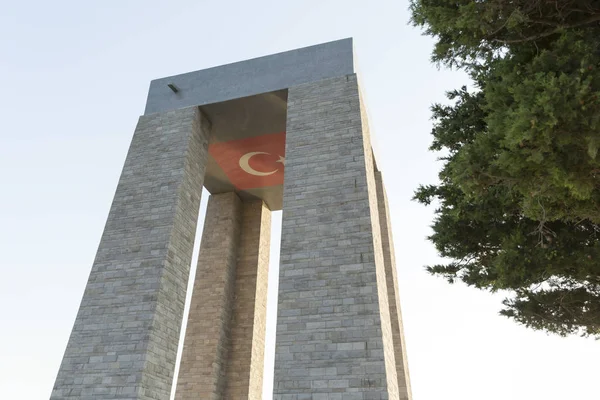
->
left=225, top=200, right=271, bottom=400
left=50, top=107, right=210, bottom=400
left=175, top=192, right=242, bottom=399
left=175, top=193, right=271, bottom=400
left=273, top=74, right=400, bottom=400
left=375, top=172, right=412, bottom=400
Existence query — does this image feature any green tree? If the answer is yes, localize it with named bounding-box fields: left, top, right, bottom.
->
left=411, top=0, right=600, bottom=336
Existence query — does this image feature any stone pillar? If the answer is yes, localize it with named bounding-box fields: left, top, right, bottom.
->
left=224, top=200, right=271, bottom=400
left=175, top=194, right=271, bottom=400
left=51, top=107, right=211, bottom=400
left=274, top=75, right=400, bottom=399
left=175, top=192, right=241, bottom=399
left=375, top=172, right=413, bottom=400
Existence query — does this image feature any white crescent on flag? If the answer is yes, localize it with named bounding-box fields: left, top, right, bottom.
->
left=239, top=152, right=278, bottom=176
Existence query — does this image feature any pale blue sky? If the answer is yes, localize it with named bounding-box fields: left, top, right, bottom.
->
left=1, top=1, right=598, bottom=399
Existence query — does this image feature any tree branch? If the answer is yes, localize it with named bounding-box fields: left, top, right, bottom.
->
left=493, top=13, right=600, bottom=44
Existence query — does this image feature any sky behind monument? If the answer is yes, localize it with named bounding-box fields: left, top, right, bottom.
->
left=1, top=1, right=598, bottom=399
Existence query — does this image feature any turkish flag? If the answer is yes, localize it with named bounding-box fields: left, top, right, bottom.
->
left=208, top=132, right=286, bottom=190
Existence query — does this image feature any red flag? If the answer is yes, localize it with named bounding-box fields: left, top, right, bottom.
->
left=208, top=132, right=286, bottom=190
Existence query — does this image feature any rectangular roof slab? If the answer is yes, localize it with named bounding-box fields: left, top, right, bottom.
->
left=144, top=38, right=355, bottom=115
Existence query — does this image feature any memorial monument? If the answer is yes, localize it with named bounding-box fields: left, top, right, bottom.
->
left=51, top=38, right=412, bottom=400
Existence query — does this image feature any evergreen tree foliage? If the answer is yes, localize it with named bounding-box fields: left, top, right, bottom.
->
left=411, top=0, right=600, bottom=336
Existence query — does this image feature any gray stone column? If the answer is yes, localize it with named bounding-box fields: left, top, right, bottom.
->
left=175, top=192, right=242, bottom=399
left=51, top=107, right=211, bottom=400
left=274, top=75, right=400, bottom=399
left=175, top=194, right=271, bottom=400
left=375, top=172, right=413, bottom=400
left=225, top=200, right=271, bottom=400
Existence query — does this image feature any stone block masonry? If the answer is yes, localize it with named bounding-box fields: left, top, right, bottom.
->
left=175, top=192, right=242, bottom=399
left=50, top=107, right=211, bottom=400
left=175, top=193, right=271, bottom=400
left=224, top=200, right=271, bottom=400
left=273, top=74, right=400, bottom=400
left=375, top=172, right=413, bottom=400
